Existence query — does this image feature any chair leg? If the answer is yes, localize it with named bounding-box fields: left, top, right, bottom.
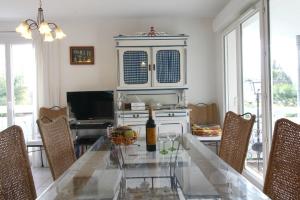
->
left=216, top=142, right=219, bottom=154
left=81, top=145, right=84, bottom=156
left=75, top=143, right=80, bottom=158
left=40, top=146, right=44, bottom=167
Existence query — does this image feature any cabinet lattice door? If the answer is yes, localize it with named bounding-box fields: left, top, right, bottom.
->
left=123, top=51, right=148, bottom=84
left=156, top=50, right=180, bottom=83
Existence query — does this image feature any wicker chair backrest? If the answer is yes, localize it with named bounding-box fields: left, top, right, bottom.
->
left=37, top=116, right=76, bottom=180
left=39, top=106, right=67, bottom=123
left=219, top=111, right=255, bottom=173
left=263, top=118, right=300, bottom=200
left=0, top=126, right=36, bottom=200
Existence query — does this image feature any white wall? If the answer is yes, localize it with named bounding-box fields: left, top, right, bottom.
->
left=59, top=17, right=218, bottom=105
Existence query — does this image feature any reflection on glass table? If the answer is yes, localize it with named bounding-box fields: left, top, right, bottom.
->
left=37, top=134, right=269, bottom=200
left=168, top=133, right=178, bottom=152
left=158, top=134, right=169, bottom=155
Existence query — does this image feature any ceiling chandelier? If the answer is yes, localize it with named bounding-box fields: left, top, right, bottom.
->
left=16, top=0, right=66, bottom=42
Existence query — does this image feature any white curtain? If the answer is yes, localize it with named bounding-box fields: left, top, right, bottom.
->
left=34, top=34, right=61, bottom=109
left=32, top=35, right=62, bottom=167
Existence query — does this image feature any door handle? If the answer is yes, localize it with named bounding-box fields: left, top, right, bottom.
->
left=149, top=64, right=151, bottom=71
left=153, top=64, right=156, bottom=70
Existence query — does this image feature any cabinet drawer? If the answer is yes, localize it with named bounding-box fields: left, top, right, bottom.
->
left=155, top=112, right=187, bottom=118
left=158, top=123, right=184, bottom=135
left=118, top=113, right=148, bottom=119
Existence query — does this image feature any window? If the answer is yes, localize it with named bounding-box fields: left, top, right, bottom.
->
left=0, top=38, right=36, bottom=142
left=223, top=0, right=300, bottom=187
left=269, top=0, right=300, bottom=125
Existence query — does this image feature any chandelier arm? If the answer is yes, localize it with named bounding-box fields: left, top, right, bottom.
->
left=48, top=23, right=58, bottom=30
left=25, top=19, right=39, bottom=30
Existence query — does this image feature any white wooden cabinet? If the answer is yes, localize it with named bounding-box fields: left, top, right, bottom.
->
left=116, top=110, right=190, bottom=138
left=115, top=35, right=188, bottom=89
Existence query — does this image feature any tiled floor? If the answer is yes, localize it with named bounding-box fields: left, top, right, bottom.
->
left=247, top=160, right=263, bottom=176
left=31, top=167, right=53, bottom=196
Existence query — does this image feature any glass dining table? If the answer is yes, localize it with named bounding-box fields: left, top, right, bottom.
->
left=38, top=133, right=269, bottom=200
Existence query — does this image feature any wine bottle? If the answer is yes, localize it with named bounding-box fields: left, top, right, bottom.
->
left=146, top=108, right=156, bottom=151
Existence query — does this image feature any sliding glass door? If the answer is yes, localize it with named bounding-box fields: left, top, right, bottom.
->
left=0, top=38, right=36, bottom=141
left=224, top=0, right=300, bottom=185
left=241, top=13, right=263, bottom=176
left=224, top=3, right=266, bottom=182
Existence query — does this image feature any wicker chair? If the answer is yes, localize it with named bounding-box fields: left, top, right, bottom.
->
left=263, top=118, right=300, bottom=200
left=0, top=126, right=36, bottom=200
left=39, top=106, right=67, bottom=122
left=218, top=111, right=255, bottom=173
left=37, top=116, right=76, bottom=180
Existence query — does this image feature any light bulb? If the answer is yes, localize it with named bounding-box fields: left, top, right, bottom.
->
left=44, top=32, right=54, bottom=42
left=21, top=29, right=32, bottom=39
left=55, top=27, right=66, bottom=39
left=39, top=21, right=51, bottom=34
left=16, top=21, right=29, bottom=34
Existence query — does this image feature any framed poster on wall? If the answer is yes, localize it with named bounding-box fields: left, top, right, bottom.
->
left=70, top=46, right=94, bottom=65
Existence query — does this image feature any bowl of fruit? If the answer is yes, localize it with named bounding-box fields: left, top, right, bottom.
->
left=109, top=126, right=138, bottom=145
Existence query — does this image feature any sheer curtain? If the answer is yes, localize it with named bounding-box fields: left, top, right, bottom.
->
left=32, top=35, right=62, bottom=167
left=34, top=35, right=61, bottom=109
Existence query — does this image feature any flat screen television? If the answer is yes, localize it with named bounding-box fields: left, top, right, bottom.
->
left=67, top=91, right=114, bottom=121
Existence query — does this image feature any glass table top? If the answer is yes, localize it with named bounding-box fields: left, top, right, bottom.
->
left=37, top=134, right=269, bottom=200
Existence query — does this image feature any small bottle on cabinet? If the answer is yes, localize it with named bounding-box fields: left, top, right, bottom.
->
left=146, top=108, right=156, bottom=151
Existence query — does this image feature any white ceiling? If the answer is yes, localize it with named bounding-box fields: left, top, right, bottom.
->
left=0, top=0, right=229, bottom=21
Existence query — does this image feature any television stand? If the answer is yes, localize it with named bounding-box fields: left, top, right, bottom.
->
left=70, top=120, right=113, bottom=129
left=69, top=120, right=114, bottom=157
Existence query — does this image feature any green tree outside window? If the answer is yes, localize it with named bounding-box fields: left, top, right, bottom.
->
left=0, top=75, right=28, bottom=106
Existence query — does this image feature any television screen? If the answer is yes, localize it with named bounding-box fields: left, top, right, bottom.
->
left=67, top=91, right=114, bottom=120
